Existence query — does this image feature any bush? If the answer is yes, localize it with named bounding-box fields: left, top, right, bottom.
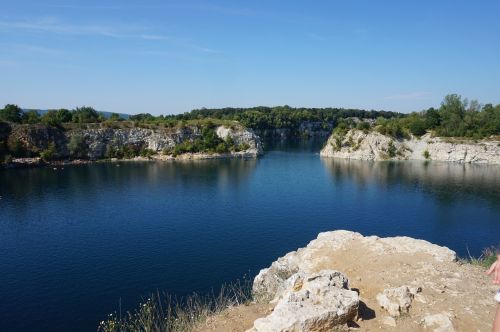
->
left=67, top=135, right=88, bottom=159
left=40, top=142, right=57, bottom=161
left=215, top=142, right=229, bottom=154
left=356, top=121, right=370, bottom=131
left=465, top=247, right=499, bottom=269
left=140, top=148, right=156, bottom=158
left=387, top=141, right=397, bottom=157
left=423, top=150, right=430, bottom=159
left=3, top=154, right=13, bottom=164
left=23, top=110, right=41, bottom=124
left=72, top=106, right=100, bottom=123
left=41, top=110, right=63, bottom=127
left=407, top=117, right=428, bottom=136
left=0, top=104, right=23, bottom=123
left=7, top=138, right=26, bottom=157
left=237, top=142, right=250, bottom=151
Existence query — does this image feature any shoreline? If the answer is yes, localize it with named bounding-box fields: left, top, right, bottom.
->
left=1, top=151, right=260, bottom=169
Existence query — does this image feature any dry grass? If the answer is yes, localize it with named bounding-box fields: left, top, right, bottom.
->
left=98, top=279, right=253, bottom=332
left=462, top=246, right=499, bottom=269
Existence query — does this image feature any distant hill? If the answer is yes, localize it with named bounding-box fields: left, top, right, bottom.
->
left=23, top=109, right=130, bottom=120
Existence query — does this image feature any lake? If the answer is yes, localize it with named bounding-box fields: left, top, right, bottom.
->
left=1, top=141, right=499, bottom=331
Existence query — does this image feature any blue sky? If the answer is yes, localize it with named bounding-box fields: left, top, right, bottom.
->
left=1, top=0, right=499, bottom=115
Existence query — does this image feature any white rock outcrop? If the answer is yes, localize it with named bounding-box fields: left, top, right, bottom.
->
left=320, top=129, right=500, bottom=164
left=75, top=125, right=262, bottom=159
left=249, top=230, right=457, bottom=331
left=248, top=270, right=359, bottom=332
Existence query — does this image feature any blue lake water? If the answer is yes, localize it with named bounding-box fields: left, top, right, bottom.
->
left=1, top=142, right=499, bottom=331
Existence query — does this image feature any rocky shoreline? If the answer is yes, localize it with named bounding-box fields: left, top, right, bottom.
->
left=199, top=231, right=497, bottom=332
left=320, top=129, right=500, bottom=164
left=3, top=150, right=260, bottom=169
left=1, top=123, right=263, bottom=168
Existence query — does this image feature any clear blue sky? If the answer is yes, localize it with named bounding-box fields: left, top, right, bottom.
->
left=1, top=0, right=499, bottom=115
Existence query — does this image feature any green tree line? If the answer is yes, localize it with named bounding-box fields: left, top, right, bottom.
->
left=373, top=94, right=500, bottom=139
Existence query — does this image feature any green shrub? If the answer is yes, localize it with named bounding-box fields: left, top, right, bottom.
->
left=238, top=142, right=250, bottom=151
left=465, top=247, right=498, bottom=268
left=140, top=148, right=156, bottom=158
left=7, top=138, right=26, bottom=157
left=67, top=135, right=88, bottom=159
left=0, top=104, right=23, bottom=123
left=356, top=121, right=370, bottom=130
left=3, top=154, right=13, bottom=164
left=387, top=141, right=397, bottom=157
left=215, top=142, right=229, bottom=154
left=40, top=142, right=57, bottom=161
left=423, top=150, right=430, bottom=159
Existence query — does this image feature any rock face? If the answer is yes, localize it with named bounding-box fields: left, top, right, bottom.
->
left=320, top=129, right=500, bottom=164
left=6, top=123, right=263, bottom=160
left=248, top=270, right=359, bottom=332
left=376, top=286, right=417, bottom=317
left=248, top=230, right=457, bottom=331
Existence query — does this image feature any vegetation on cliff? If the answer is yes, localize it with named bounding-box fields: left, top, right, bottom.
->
left=0, top=118, right=251, bottom=164
left=1, top=94, right=499, bottom=164
left=374, top=94, right=500, bottom=139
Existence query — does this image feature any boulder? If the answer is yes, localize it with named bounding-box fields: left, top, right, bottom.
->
left=248, top=270, right=359, bottom=332
left=422, top=312, right=455, bottom=332
left=376, top=286, right=416, bottom=317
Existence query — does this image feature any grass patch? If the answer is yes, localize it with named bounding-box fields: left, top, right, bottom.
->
left=98, top=279, right=253, bottom=332
left=462, top=246, right=498, bottom=268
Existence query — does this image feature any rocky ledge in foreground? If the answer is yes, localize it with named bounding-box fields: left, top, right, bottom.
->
left=199, top=231, right=497, bottom=332
left=320, top=129, right=500, bottom=164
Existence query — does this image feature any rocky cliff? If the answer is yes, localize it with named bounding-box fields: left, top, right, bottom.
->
left=4, top=122, right=262, bottom=162
left=320, top=129, right=500, bottom=164
left=199, top=231, right=497, bottom=332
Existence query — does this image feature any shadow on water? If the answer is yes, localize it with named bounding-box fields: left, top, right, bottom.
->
left=321, top=158, right=500, bottom=208
left=0, top=159, right=258, bottom=217
left=263, top=137, right=327, bottom=153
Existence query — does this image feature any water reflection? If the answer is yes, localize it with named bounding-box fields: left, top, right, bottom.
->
left=322, top=158, right=500, bottom=208
left=0, top=159, right=257, bottom=215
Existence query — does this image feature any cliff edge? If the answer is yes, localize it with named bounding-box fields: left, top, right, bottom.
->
left=320, top=129, right=500, bottom=164
left=198, top=231, right=497, bottom=332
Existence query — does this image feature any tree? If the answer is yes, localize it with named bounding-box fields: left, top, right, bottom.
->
left=0, top=104, right=23, bottom=123
left=23, top=110, right=41, bottom=124
left=56, top=109, right=72, bottom=123
left=437, top=94, right=467, bottom=136
left=41, top=110, right=62, bottom=127
left=40, top=142, right=57, bottom=161
left=424, top=107, right=440, bottom=128
left=67, top=135, right=88, bottom=159
left=72, top=106, right=100, bottom=123
left=8, top=138, right=25, bottom=157
left=110, top=113, right=122, bottom=121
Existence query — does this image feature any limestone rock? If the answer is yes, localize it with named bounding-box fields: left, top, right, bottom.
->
left=248, top=270, right=359, bottom=332
left=320, top=129, right=500, bottom=164
left=381, top=316, right=397, bottom=327
left=422, top=312, right=455, bottom=332
left=8, top=123, right=263, bottom=160
left=376, top=286, right=414, bottom=317
left=252, top=231, right=455, bottom=304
